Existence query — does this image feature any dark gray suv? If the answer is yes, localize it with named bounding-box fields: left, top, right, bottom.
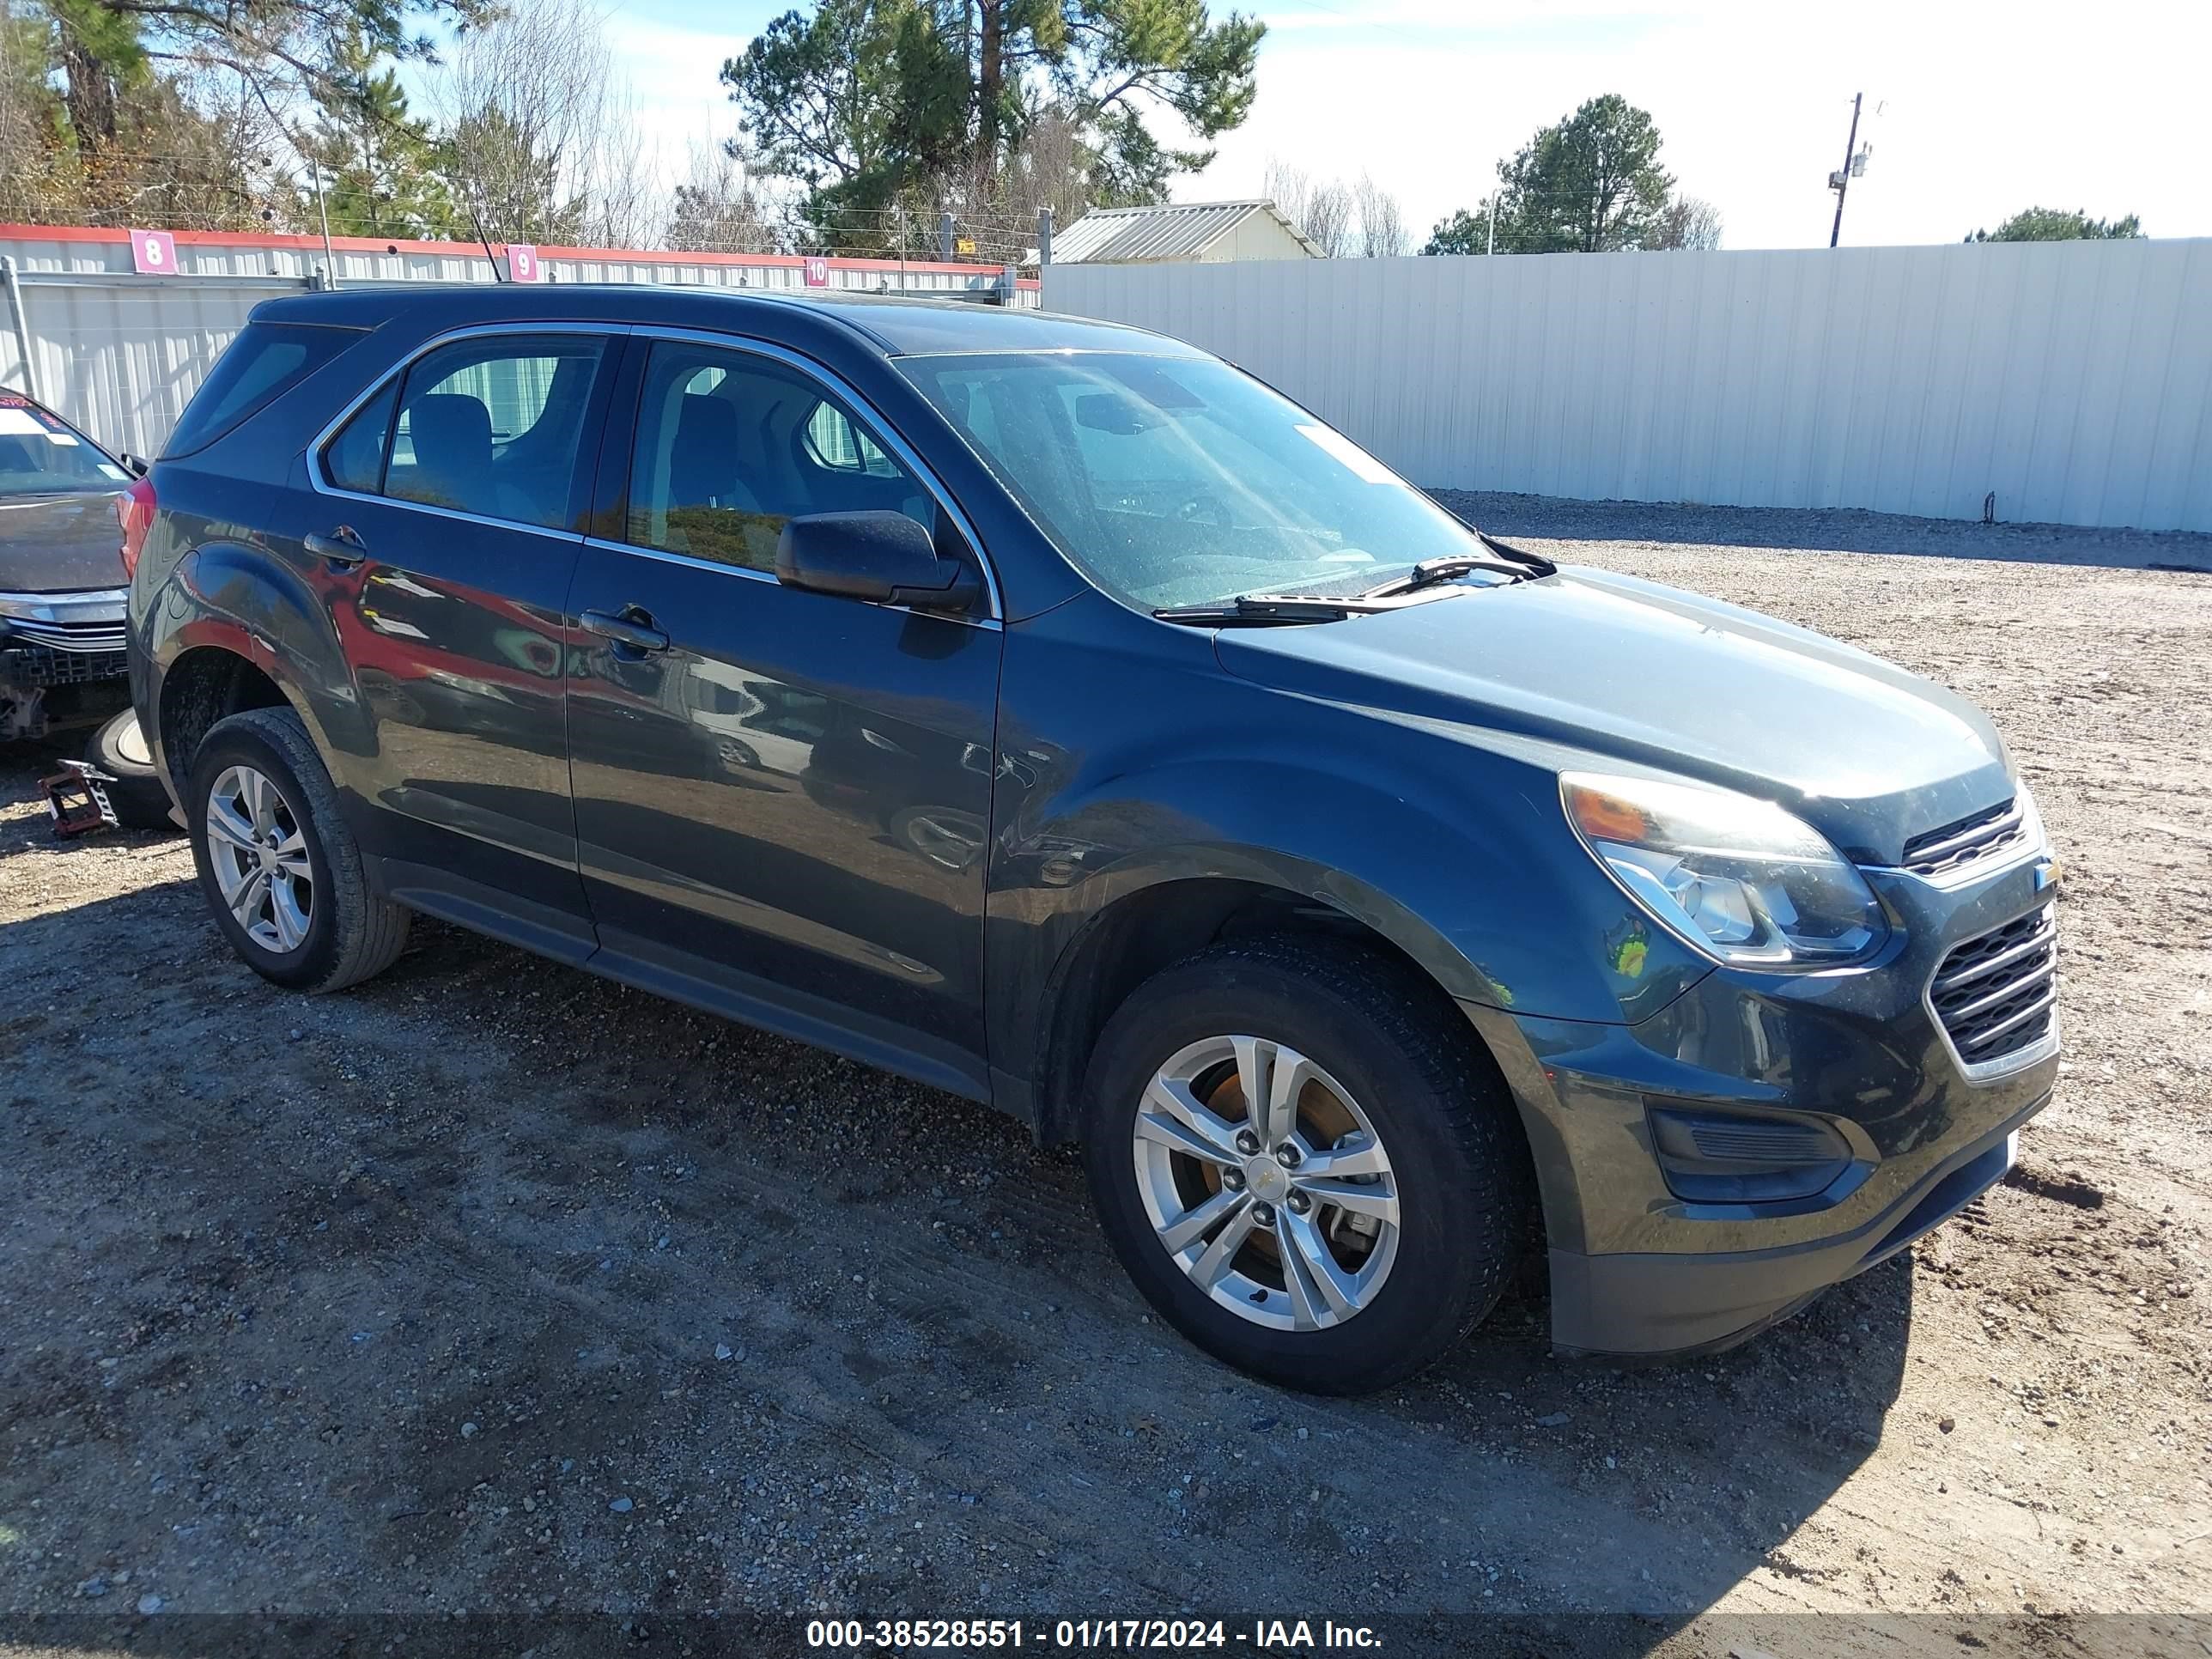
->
left=127, top=285, right=2058, bottom=1394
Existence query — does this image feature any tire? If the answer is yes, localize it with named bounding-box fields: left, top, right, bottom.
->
left=1081, top=936, right=1529, bottom=1395
left=185, top=707, right=410, bottom=994
left=87, top=708, right=179, bottom=831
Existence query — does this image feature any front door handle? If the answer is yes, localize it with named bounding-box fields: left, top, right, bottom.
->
left=580, top=606, right=670, bottom=654
left=306, top=526, right=368, bottom=567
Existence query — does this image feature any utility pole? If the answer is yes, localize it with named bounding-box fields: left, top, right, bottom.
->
left=1828, top=92, right=1863, bottom=248
left=1487, top=197, right=1496, bottom=255
left=310, top=156, right=340, bottom=289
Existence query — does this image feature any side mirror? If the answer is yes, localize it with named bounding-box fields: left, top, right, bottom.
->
left=775, top=511, right=981, bottom=615
left=118, top=452, right=149, bottom=478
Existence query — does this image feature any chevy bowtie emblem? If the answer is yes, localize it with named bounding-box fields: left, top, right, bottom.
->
left=2033, top=856, right=2062, bottom=894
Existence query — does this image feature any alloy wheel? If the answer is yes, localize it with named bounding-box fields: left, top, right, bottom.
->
left=204, top=763, right=314, bottom=955
left=1130, top=1036, right=1401, bottom=1331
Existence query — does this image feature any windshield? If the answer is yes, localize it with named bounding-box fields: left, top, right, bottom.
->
left=896, top=351, right=1495, bottom=611
left=0, top=396, right=128, bottom=497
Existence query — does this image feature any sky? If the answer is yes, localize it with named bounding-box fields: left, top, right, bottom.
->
left=587, top=0, right=2209, bottom=251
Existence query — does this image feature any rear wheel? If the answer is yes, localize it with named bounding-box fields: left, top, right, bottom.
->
left=1081, top=936, right=1528, bottom=1394
left=185, top=708, right=409, bottom=992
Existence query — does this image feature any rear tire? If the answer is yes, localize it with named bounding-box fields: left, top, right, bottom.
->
left=87, top=708, right=177, bottom=831
left=185, top=707, right=409, bottom=993
left=1081, top=935, right=1529, bottom=1395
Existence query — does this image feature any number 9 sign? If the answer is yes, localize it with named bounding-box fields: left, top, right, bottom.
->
left=129, top=228, right=178, bottom=276
left=506, top=244, right=541, bottom=283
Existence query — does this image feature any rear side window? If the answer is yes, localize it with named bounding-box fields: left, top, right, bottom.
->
left=163, top=322, right=356, bottom=458
left=317, top=335, right=607, bottom=531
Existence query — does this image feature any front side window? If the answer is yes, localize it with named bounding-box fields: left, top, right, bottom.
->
left=319, top=335, right=605, bottom=530
left=0, top=394, right=129, bottom=496
left=623, top=342, right=940, bottom=574
left=896, top=352, right=1496, bottom=612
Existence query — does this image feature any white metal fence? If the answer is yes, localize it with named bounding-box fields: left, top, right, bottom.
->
left=1043, top=240, right=2212, bottom=534
left=0, top=228, right=1037, bottom=459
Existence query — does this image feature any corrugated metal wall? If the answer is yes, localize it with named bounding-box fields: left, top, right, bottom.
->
left=0, top=228, right=1036, bottom=458
left=1044, top=240, right=2212, bottom=533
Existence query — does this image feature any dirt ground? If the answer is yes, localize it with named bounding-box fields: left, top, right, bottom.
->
left=2, top=499, right=2208, bottom=1659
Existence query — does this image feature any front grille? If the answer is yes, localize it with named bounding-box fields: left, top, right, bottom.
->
left=1930, top=904, right=2057, bottom=1068
left=1901, top=797, right=2032, bottom=878
left=0, top=645, right=129, bottom=686
left=3, top=616, right=127, bottom=653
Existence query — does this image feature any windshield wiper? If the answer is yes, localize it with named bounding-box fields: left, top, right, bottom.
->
left=1477, top=532, right=1557, bottom=575
left=1358, top=535, right=1557, bottom=599
left=1153, top=586, right=1467, bottom=626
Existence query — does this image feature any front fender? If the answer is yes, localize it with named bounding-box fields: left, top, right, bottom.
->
left=990, top=748, right=1709, bottom=1056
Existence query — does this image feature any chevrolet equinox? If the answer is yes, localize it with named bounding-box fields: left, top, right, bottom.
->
left=126, top=286, right=2059, bottom=1394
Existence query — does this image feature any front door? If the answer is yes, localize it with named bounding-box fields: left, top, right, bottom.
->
left=297, top=329, right=617, bottom=946
left=564, top=337, right=1002, bottom=1097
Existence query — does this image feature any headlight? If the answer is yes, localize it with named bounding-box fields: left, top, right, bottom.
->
left=1562, top=773, right=1887, bottom=969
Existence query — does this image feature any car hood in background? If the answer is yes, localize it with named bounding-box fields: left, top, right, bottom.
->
left=0, top=491, right=127, bottom=592
left=1212, top=565, right=2013, bottom=866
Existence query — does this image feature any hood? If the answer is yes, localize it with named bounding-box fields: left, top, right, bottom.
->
left=0, top=492, right=128, bottom=592
left=1213, top=566, right=2013, bottom=866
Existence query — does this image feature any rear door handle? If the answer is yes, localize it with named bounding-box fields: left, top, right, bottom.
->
left=580, top=607, right=670, bottom=654
left=306, top=526, right=368, bottom=567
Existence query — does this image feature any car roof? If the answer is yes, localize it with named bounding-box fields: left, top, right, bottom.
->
left=248, top=283, right=1201, bottom=361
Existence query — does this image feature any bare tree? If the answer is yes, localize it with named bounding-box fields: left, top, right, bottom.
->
left=428, top=0, right=664, bottom=247
left=1352, top=172, right=1409, bottom=257
left=999, top=110, right=1093, bottom=234
left=1265, top=157, right=1353, bottom=257
left=665, top=136, right=773, bottom=253
left=1649, top=194, right=1723, bottom=251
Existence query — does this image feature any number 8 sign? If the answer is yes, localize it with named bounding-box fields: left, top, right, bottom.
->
left=129, top=228, right=178, bottom=276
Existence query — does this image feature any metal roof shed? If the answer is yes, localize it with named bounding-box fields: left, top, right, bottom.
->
left=1046, top=200, right=1323, bottom=265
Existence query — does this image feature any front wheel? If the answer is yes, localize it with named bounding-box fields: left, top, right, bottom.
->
left=1081, top=937, right=1529, bottom=1395
left=87, top=708, right=178, bottom=831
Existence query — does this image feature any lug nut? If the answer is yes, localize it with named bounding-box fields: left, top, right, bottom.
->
left=1287, top=1190, right=1311, bottom=1214
left=1250, top=1203, right=1275, bottom=1227
left=1222, top=1170, right=1244, bottom=1191
left=1275, top=1144, right=1301, bottom=1168
left=1235, top=1130, right=1261, bottom=1154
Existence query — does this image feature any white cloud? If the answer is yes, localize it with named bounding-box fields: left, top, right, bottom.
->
left=1187, top=0, right=2211, bottom=249
left=602, top=13, right=747, bottom=178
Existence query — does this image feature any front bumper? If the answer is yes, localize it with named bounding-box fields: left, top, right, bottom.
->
left=1, top=588, right=131, bottom=738
left=1547, top=1103, right=2037, bottom=1355
left=1474, top=840, right=2061, bottom=1358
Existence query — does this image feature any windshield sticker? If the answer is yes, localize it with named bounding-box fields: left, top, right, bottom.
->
left=96, top=461, right=128, bottom=480
left=0, top=408, right=46, bottom=435
left=1294, top=422, right=1398, bottom=484
left=45, top=431, right=81, bottom=446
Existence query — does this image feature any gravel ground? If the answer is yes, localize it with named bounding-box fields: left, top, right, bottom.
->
left=2, top=498, right=2208, bottom=1658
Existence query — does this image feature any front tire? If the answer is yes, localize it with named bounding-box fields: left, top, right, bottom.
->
left=87, top=708, right=178, bottom=831
left=1081, top=936, right=1528, bottom=1395
left=185, top=708, right=410, bottom=993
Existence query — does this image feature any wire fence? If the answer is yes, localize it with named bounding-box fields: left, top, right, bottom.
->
left=0, top=173, right=1047, bottom=266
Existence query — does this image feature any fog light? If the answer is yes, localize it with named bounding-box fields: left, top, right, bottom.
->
left=1647, top=1103, right=1856, bottom=1204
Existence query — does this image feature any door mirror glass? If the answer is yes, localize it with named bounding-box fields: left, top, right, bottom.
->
left=775, top=511, right=979, bottom=613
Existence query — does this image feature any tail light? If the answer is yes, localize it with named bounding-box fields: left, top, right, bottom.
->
left=118, top=473, right=156, bottom=580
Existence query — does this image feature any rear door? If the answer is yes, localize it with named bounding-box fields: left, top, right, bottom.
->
left=294, top=327, right=621, bottom=951
left=563, top=333, right=1002, bottom=1097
